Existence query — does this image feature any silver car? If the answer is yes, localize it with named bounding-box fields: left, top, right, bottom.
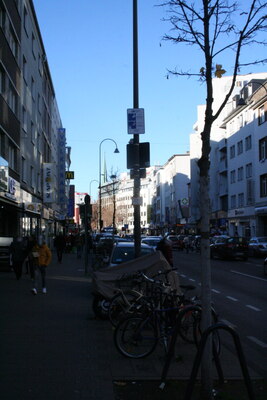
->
left=108, top=241, right=155, bottom=267
left=248, top=237, right=267, bottom=257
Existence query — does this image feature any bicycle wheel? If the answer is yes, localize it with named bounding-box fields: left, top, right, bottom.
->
left=108, top=290, right=142, bottom=327
left=177, top=305, right=201, bottom=344
left=193, top=308, right=221, bottom=356
left=114, top=315, right=158, bottom=358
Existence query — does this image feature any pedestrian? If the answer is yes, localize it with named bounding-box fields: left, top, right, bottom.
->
left=156, top=237, right=174, bottom=267
left=75, top=234, right=83, bottom=259
left=9, top=237, right=27, bottom=280
left=26, top=235, right=36, bottom=279
left=183, top=236, right=190, bottom=254
left=54, top=233, right=66, bottom=263
left=31, top=238, right=52, bottom=295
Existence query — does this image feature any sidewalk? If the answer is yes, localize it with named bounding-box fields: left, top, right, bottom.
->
left=0, top=251, right=262, bottom=399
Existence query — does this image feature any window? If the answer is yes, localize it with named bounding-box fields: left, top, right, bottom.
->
left=246, top=163, right=252, bottom=178
left=237, top=140, right=243, bottom=155
left=37, top=173, right=41, bottom=192
left=31, top=122, right=35, bottom=143
left=31, top=77, right=35, bottom=100
left=32, top=33, right=36, bottom=58
left=0, top=67, right=5, bottom=95
left=238, top=193, right=244, bottom=207
left=7, top=83, right=17, bottom=114
left=230, top=170, right=236, bottom=183
left=0, top=6, right=6, bottom=29
left=245, top=135, right=252, bottom=151
left=8, top=26, right=19, bottom=59
left=230, top=195, right=236, bottom=209
left=22, top=107, right=27, bottom=132
left=37, top=93, right=41, bottom=113
left=23, top=56, right=27, bottom=83
left=21, top=157, right=26, bottom=182
left=23, top=6, right=29, bottom=36
left=258, top=105, right=266, bottom=125
left=260, top=174, right=267, bottom=197
left=247, top=179, right=254, bottom=205
left=259, top=137, right=267, bottom=161
left=237, top=167, right=244, bottom=181
left=8, top=143, right=17, bottom=171
left=30, top=166, right=34, bottom=188
left=230, top=145, right=235, bottom=159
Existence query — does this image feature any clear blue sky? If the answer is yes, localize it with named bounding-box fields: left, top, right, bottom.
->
left=33, top=0, right=266, bottom=201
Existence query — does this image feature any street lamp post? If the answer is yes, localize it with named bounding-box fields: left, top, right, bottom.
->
left=99, top=139, right=119, bottom=231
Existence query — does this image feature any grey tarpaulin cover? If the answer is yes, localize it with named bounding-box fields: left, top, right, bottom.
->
left=92, top=251, right=181, bottom=299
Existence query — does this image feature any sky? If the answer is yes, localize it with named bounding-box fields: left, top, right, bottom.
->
left=33, top=0, right=267, bottom=201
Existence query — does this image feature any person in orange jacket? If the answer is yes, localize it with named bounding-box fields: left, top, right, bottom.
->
left=32, top=238, right=52, bottom=295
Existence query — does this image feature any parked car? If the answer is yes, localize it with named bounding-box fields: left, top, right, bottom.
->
left=107, top=241, right=155, bottom=267
left=210, top=236, right=248, bottom=260
left=248, top=237, right=267, bottom=257
left=141, top=236, right=162, bottom=250
left=0, top=237, right=13, bottom=270
left=165, top=235, right=182, bottom=250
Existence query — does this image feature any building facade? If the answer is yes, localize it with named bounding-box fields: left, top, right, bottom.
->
left=189, top=73, right=267, bottom=236
left=0, top=0, right=68, bottom=244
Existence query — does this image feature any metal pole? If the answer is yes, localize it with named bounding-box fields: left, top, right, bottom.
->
left=98, top=139, right=119, bottom=232
left=99, top=144, right=102, bottom=231
left=133, top=0, right=141, bottom=258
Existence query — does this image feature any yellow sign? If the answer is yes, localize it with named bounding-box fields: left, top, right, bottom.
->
left=65, top=171, right=74, bottom=179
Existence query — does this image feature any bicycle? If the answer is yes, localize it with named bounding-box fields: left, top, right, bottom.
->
left=113, top=275, right=220, bottom=358
left=108, top=269, right=182, bottom=327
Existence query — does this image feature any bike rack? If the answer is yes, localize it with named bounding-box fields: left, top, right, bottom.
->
left=160, top=321, right=255, bottom=400
left=184, top=323, right=255, bottom=400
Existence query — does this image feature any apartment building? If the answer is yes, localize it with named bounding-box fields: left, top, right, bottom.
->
left=0, top=0, right=67, bottom=241
left=189, top=72, right=267, bottom=235
left=221, top=78, right=267, bottom=236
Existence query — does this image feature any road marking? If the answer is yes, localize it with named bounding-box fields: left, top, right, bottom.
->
left=180, top=274, right=187, bottom=278
left=212, top=289, right=220, bottom=294
left=189, top=278, right=196, bottom=282
left=226, top=296, right=238, bottom=302
left=231, top=270, right=267, bottom=282
left=247, top=336, right=267, bottom=348
left=246, top=305, right=261, bottom=312
left=220, top=319, right=237, bottom=329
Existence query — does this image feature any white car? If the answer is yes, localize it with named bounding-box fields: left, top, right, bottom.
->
left=248, top=237, right=267, bottom=257
left=108, top=241, right=155, bottom=267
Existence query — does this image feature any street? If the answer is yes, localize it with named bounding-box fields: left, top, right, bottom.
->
left=173, top=250, right=267, bottom=378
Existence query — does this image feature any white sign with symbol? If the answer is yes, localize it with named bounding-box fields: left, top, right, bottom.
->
left=127, top=108, right=145, bottom=134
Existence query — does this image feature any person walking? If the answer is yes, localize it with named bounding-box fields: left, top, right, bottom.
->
left=54, top=233, right=66, bottom=263
left=32, top=239, right=52, bottom=295
left=9, top=237, right=27, bottom=280
left=74, top=234, right=83, bottom=259
left=156, top=236, right=174, bottom=267
left=26, top=235, right=36, bottom=279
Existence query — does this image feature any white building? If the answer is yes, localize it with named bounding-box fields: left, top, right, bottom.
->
left=221, top=78, right=267, bottom=236
left=189, top=72, right=267, bottom=235
left=154, top=154, right=190, bottom=232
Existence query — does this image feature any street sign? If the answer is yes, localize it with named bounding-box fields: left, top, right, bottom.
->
left=132, top=197, right=143, bottom=206
left=127, top=108, right=145, bottom=134
left=65, top=171, right=74, bottom=179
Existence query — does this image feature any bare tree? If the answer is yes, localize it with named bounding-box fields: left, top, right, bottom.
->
left=159, top=0, right=267, bottom=397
